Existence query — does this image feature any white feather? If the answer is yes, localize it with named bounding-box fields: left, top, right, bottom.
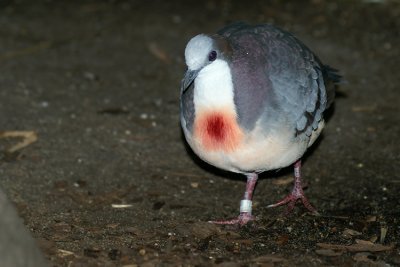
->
left=193, top=59, right=235, bottom=110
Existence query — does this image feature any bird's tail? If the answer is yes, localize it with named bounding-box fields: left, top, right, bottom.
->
left=323, top=65, right=343, bottom=108
left=324, top=65, right=342, bottom=84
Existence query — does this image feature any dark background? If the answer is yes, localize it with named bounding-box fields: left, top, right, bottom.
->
left=0, top=0, right=399, bottom=266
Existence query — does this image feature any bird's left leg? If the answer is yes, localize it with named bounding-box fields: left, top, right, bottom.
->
left=268, top=160, right=318, bottom=214
left=209, top=173, right=258, bottom=226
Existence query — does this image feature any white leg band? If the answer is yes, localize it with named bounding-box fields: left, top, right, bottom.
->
left=294, top=167, right=300, bottom=178
left=240, top=200, right=252, bottom=213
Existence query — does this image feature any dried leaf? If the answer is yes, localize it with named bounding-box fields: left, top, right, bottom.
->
left=106, top=223, right=120, bottom=229
left=272, top=176, right=293, bottom=185
left=112, top=204, right=133, bottom=208
left=365, top=215, right=377, bottom=222
left=370, top=235, right=378, bottom=243
left=57, top=249, right=75, bottom=258
left=253, top=255, right=286, bottom=263
left=276, top=234, right=289, bottom=245
left=317, top=241, right=395, bottom=252
left=342, top=228, right=362, bottom=238
left=355, top=239, right=373, bottom=245
left=380, top=225, right=388, bottom=243
left=190, top=182, right=199, bottom=188
left=0, top=130, right=38, bottom=153
left=353, top=252, right=372, bottom=262
left=315, top=249, right=343, bottom=256
left=148, top=42, right=170, bottom=63
left=352, top=105, right=376, bottom=112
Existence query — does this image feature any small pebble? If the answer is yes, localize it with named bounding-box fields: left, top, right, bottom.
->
left=83, top=71, right=98, bottom=81
left=172, top=15, right=181, bottom=24
left=40, top=101, right=49, bottom=108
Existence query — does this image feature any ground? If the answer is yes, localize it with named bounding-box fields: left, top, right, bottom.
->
left=0, top=0, right=399, bottom=266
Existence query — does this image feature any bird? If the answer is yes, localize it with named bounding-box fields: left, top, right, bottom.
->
left=179, top=22, right=340, bottom=226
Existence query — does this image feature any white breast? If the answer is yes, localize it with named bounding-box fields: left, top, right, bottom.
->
left=193, top=59, right=236, bottom=111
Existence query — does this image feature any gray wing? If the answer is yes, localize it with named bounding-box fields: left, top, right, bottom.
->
left=261, top=24, right=332, bottom=136
left=220, top=23, right=338, bottom=136
left=218, top=23, right=273, bottom=131
left=180, top=81, right=195, bottom=133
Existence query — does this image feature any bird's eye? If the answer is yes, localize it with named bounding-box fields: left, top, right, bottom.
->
left=208, top=50, right=217, bottom=61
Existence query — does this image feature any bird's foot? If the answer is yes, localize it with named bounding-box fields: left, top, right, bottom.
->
left=268, top=160, right=319, bottom=215
left=209, top=212, right=254, bottom=226
left=267, top=192, right=318, bottom=215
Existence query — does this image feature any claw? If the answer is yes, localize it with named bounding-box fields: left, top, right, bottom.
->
left=268, top=192, right=318, bottom=215
left=268, top=159, right=319, bottom=215
left=209, top=212, right=254, bottom=226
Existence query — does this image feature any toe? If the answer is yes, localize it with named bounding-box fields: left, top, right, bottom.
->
left=209, top=212, right=254, bottom=226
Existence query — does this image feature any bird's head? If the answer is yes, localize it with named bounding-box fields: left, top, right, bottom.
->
left=182, top=34, right=230, bottom=92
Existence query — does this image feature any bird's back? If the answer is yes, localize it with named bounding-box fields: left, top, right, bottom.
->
left=218, top=23, right=339, bottom=137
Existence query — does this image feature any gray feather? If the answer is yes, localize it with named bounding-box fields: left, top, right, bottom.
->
left=219, top=30, right=271, bottom=131
left=180, top=82, right=195, bottom=132
left=217, top=23, right=339, bottom=137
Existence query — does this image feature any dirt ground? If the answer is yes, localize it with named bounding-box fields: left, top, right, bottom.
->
left=0, top=0, right=399, bottom=266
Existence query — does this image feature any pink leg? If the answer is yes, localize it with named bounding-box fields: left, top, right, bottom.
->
left=268, top=160, right=318, bottom=214
left=209, top=173, right=258, bottom=226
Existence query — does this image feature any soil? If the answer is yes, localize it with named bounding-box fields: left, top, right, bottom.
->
left=0, top=0, right=399, bottom=266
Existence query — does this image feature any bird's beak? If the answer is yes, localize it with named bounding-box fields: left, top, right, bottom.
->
left=181, top=69, right=200, bottom=93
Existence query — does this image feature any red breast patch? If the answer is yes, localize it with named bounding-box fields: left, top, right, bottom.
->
left=194, top=108, right=243, bottom=152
